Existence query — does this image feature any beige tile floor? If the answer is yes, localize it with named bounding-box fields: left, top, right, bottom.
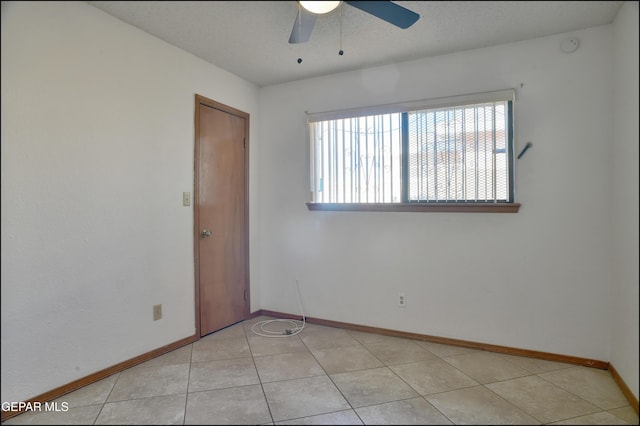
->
left=4, top=316, right=638, bottom=425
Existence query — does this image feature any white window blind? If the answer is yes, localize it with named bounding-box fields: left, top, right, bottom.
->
left=308, top=89, right=516, bottom=205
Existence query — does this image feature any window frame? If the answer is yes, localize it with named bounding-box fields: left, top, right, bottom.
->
left=306, top=89, right=521, bottom=213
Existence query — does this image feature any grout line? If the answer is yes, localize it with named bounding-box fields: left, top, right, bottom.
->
left=535, top=370, right=610, bottom=410
left=91, top=371, right=122, bottom=425
left=477, top=383, right=545, bottom=424
left=245, top=324, right=276, bottom=424
left=298, top=328, right=359, bottom=421
left=182, top=343, right=194, bottom=425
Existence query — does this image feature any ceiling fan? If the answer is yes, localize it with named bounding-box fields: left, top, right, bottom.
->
left=289, top=1, right=420, bottom=44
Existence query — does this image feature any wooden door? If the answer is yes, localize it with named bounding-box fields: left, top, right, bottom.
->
left=194, top=95, right=249, bottom=337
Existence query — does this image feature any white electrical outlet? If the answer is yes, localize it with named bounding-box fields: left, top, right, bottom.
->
left=153, top=304, right=162, bottom=321
left=398, top=292, right=406, bottom=307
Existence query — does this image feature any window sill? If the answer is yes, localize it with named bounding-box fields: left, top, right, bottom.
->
left=306, top=202, right=521, bottom=213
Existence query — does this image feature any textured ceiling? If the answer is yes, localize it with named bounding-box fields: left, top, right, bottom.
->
left=87, top=1, right=623, bottom=87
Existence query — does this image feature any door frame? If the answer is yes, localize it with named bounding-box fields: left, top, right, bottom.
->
left=193, top=94, right=250, bottom=338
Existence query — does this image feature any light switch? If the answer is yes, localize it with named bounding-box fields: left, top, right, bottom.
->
left=183, top=192, right=191, bottom=206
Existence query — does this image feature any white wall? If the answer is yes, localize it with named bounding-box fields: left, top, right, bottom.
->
left=1, top=1, right=260, bottom=403
left=258, top=25, right=615, bottom=362
left=611, top=1, right=639, bottom=400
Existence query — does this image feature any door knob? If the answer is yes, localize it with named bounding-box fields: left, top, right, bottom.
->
left=201, top=229, right=212, bottom=238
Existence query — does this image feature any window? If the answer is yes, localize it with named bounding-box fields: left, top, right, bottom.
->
left=307, top=90, right=519, bottom=212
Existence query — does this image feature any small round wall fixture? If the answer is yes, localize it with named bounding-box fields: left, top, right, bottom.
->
left=560, top=37, right=579, bottom=53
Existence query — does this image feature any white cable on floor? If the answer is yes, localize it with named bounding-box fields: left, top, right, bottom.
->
left=251, top=280, right=306, bottom=337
